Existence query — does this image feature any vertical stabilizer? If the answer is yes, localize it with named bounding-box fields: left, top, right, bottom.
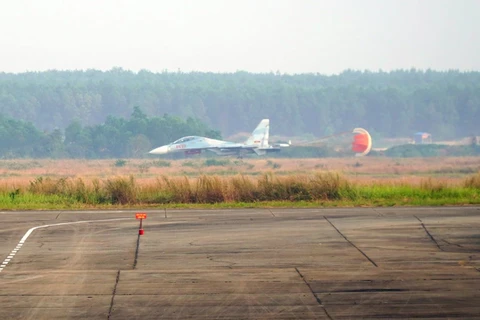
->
left=245, top=119, right=269, bottom=147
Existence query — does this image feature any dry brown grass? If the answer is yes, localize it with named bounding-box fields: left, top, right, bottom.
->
left=0, top=159, right=478, bottom=205
left=137, top=172, right=351, bottom=203
left=7, top=170, right=477, bottom=206
left=0, top=157, right=478, bottom=190
left=464, top=172, right=480, bottom=189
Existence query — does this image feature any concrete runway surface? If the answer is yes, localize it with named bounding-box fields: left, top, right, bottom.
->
left=0, top=207, right=479, bottom=319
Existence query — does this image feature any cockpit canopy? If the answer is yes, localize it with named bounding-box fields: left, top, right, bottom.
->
left=172, top=136, right=197, bottom=144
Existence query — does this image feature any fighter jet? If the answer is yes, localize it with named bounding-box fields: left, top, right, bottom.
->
left=149, top=119, right=290, bottom=157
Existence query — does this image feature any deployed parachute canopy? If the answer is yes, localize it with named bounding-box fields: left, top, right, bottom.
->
left=352, top=128, right=372, bottom=156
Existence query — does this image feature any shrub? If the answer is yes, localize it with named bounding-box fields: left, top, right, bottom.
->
left=9, top=188, right=20, bottom=201
left=182, top=160, right=199, bottom=167
left=464, top=172, right=480, bottom=189
left=29, top=176, right=66, bottom=195
left=138, top=162, right=150, bottom=173
left=272, top=162, right=281, bottom=169
left=69, top=178, right=106, bottom=204
left=114, top=159, right=127, bottom=167
left=258, top=173, right=287, bottom=201
left=104, top=176, right=137, bottom=204
left=204, top=158, right=230, bottom=166
left=194, top=175, right=224, bottom=203
left=309, top=172, right=345, bottom=200
left=159, top=176, right=194, bottom=203
left=286, top=180, right=311, bottom=201
left=420, top=178, right=446, bottom=192
left=152, top=160, right=171, bottom=167
left=265, top=160, right=281, bottom=169
left=227, top=175, right=257, bottom=202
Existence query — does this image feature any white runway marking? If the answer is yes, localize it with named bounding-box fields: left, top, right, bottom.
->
left=0, top=218, right=130, bottom=273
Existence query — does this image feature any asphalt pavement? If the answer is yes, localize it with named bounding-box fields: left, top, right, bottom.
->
left=0, top=207, right=479, bottom=319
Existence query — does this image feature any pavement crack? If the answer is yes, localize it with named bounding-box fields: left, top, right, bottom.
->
left=295, top=267, right=333, bottom=320
left=107, top=270, right=121, bottom=320
left=295, top=267, right=322, bottom=304
left=55, top=212, right=61, bottom=220
left=268, top=209, right=276, bottom=217
left=441, top=238, right=464, bottom=248
left=324, top=216, right=378, bottom=267
left=322, top=308, right=334, bottom=320
left=372, top=207, right=384, bottom=217
left=414, top=215, right=443, bottom=252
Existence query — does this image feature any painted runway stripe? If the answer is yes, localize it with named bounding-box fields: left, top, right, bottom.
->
left=0, top=217, right=130, bottom=273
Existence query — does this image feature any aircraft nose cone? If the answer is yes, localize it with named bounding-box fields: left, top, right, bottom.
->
left=149, top=145, right=169, bottom=155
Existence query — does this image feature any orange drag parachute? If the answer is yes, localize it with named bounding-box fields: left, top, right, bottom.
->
left=351, top=128, right=372, bottom=156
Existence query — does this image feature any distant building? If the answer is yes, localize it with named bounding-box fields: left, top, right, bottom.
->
left=414, top=132, right=432, bottom=144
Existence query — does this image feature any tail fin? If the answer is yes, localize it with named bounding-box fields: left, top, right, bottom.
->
left=245, top=119, right=269, bottom=147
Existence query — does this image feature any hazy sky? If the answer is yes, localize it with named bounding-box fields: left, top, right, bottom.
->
left=1, top=0, right=478, bottom=74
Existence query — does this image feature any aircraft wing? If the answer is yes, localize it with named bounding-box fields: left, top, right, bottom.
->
left=209, top=144, right=257, bottom=150
left=205, top=144, right=259, bottom=155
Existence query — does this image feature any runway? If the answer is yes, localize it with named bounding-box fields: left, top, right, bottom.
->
left=0, top=207, right=479, bottom=319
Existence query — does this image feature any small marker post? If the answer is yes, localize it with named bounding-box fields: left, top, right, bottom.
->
left=135, top=213, right=147, bottom=235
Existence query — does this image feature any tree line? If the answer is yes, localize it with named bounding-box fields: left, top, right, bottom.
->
left=0, top=108, right=220, bottom=158
left=0, top=105, right=478, bottom=159
left=0, top=68, right=479, bottom=141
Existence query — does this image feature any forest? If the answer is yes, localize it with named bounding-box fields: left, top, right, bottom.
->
left=0, top=69, right=479, bottom=158
left=0, top=108, right=220, bottom=158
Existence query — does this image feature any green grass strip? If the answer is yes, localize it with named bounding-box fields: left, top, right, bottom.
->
left=0, top=186, right=478, bottom=210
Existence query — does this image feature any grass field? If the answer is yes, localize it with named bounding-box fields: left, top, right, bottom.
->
left=0, top=157, right=478, bottom=209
